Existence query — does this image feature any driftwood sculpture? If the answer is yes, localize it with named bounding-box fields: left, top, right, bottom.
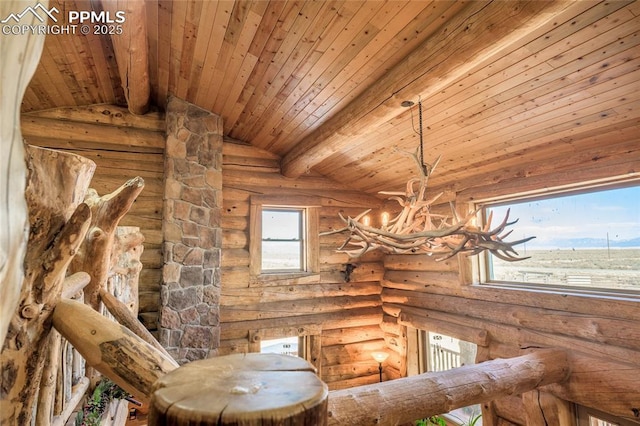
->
left=322, top=151, right=534, bottom=260
left=72, top=177, right=145, bottom=312
left=0, top=146, right=95, bottom=425
left=0, top=142, right=158, bottom=425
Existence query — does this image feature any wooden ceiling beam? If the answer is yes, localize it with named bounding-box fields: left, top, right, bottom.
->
left=280, top=0, right=580, bottom=178
left=100, top=0, right=150, bottom=115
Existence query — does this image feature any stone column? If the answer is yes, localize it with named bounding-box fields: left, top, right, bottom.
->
left=160, top=96, right=222, bottom=363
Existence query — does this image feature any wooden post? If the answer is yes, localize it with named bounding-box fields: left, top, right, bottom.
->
left=0, top=0, right=48, bottom=345
left=522, top=390, right=575, bottom=426
left=327, top=349, right=570, bottom=426
left=100, top=0, right=150, bottom=115
left=149, top=353, right=329, bottom=425
left=35, top=330, right=63, bottom=426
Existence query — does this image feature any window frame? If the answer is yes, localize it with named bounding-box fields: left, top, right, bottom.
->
left=472, top=178, right=640, bottom=299
left=249, top=195, right=321, bottom=284
left=249, top=325, right=323, bottom=376
left=260, top=207, right=306, bottom=273
left=576, top=405, right=640, bottom=426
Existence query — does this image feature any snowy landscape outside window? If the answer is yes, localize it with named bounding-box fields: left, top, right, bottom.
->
left=484, top=184, right=640, bottom=294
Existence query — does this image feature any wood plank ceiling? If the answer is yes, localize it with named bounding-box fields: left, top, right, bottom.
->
left=22, top=0, right=640, bottom=197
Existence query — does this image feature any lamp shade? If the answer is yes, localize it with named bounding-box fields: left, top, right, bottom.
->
left=371, top=351, right=389, bottom=363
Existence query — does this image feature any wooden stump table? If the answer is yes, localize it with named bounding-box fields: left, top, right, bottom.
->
left=149, top=353, right=328, bottom=425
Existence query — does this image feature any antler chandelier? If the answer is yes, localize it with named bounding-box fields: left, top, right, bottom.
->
left=321, top=100, right=534, bottom=261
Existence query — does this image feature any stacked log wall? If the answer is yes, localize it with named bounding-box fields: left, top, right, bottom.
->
left=382, top=232, right=640, bottom=423
left=220, top=141, right=387, bottom=390
left=379, top=134, right=640, bottom=422
left=21, top=105, right=165, bottom=331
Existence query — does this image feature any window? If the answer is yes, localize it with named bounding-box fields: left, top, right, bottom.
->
left=249, top=195, right=320, bottom=283
left=576, top=405, right=640, bottom=426
left=260, top=336, right=300, bottom=356
left=409, top=329, right=481, bottom=425
left=482, top=184, right=640, bottom=294
left=261, top=208, right=305, bottom=272
left=251, top=327, right=322, bottom=376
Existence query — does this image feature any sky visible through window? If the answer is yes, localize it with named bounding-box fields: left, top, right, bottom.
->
left=262, top=210, right=301, bottom=240
left=486, top=185, right=639, bottom=291
left=487, top=185, right=640, bottom=250
left=262, top=209, right=303, bottom=271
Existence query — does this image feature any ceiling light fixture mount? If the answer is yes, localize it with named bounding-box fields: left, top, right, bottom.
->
left=321, top=99, right=534, bottom=261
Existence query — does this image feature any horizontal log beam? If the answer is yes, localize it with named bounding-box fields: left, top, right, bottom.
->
left=327, top=349, right=570, bottom=426
left=21, top=116, right=164, bottom=150
left=280, top=1, right=577, bottom=178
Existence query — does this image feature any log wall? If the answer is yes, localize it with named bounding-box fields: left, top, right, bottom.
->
left=382, top=212, right=640, bottom=420
left=220, top=141, right=390, bottom=389
left=22, top=105, right=165, bottom=331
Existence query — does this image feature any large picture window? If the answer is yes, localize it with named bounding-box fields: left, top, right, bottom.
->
left=483, top=184, right=640, bottom=294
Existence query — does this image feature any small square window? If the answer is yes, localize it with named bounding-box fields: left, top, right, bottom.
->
left=249, top=195, right=320, bottom=283
left=260, top=336, right=300, bottom=356
left=261, top=208, right=305, bottom=272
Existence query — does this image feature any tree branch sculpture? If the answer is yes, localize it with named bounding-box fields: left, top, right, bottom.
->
left=1, top=146, right=95, bottom=425
left=321, top=150, right=534, bottom=260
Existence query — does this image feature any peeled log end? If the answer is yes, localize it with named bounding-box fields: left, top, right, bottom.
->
left=149, top=353, right=328, bottom=425
left=52, top=298, right=178, bottom=402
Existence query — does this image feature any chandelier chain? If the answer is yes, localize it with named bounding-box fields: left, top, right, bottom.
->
left=418, top=100, right=428, bottom=176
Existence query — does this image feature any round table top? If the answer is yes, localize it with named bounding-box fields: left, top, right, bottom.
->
left=150, top=353, right=328, bottom=425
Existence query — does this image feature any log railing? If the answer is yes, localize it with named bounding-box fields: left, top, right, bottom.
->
left=327, top=349, right=570, bottom=426
left=140, top=348, right=569, bottom=425
left=48, top=226, right=146, bottom=426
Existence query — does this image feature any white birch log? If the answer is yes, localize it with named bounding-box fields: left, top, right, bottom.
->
left=0, top=0, right=48, bottom=345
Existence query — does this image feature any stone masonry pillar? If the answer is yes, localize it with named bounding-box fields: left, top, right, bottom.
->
left=160, top=96, right=222, bottom=363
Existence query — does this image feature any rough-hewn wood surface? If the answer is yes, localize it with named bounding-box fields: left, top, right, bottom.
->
left=100, top=0, right=150, bottom=115
left=220, top=141, right=388, bottom=389
left=0, top=0, right=48, bottom=345
left=0, top=146, right=94, bottom=425
left=327, top=349, right=570, bottom=426
left=22, top=105, right=165, bottom=331
left=72, top=177, right=145, bottom=311
left=52, top=298, right=178, bottom=402
left=149, top=353, right=328, bottom=425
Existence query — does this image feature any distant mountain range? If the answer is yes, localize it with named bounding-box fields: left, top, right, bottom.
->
left=543, top=237, right=640, bottom=249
